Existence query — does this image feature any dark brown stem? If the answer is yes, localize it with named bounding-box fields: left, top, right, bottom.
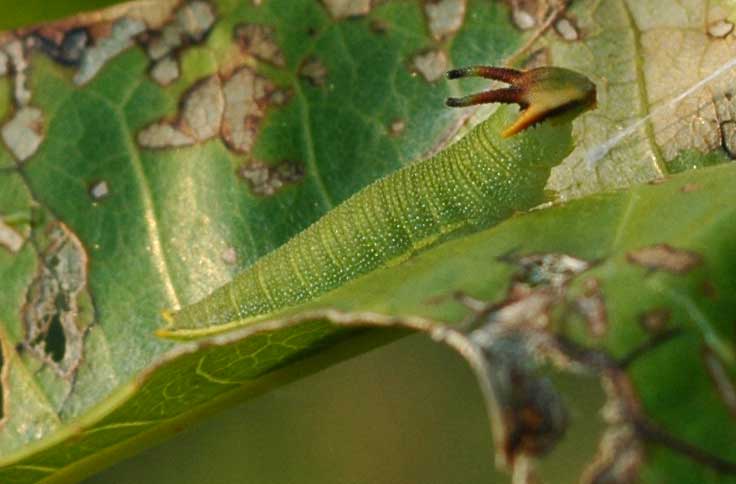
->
left=556, top=332, right=736, bottom=476
left=634, top=417, right=736, bottom=474
left=618, top=329, right=681, bottom=369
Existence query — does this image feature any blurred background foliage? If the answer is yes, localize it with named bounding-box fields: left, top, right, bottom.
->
left=85, top=334, right=604, bottom=484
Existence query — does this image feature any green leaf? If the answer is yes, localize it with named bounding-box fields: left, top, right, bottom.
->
left=0, top=0, right=734, bottom=483
left=0, top=1, right=122, bottom=30
left=218, top=161, right=736, bottom=483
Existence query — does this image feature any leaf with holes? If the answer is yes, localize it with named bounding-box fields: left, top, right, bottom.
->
left=0, top=0, right=735, bottom=483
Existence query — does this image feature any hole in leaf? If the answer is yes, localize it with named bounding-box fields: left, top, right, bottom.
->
left=21, top=222, right=89, bottom=378
left=44, top=313, right=66, bottom=363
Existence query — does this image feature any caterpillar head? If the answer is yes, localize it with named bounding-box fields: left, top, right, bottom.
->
left=446, top=66, right=597, bottom=138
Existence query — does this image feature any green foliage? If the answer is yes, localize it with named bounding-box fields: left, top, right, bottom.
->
left=0, top=0, right=734, bottom=483
left=0, top=0, right=121, bottom=30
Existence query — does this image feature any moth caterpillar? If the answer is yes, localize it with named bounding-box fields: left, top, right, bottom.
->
left=159, top=66, right=596, bottom=339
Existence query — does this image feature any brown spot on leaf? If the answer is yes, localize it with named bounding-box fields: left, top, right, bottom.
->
left=88, top=180, right=110, bottom=201
left=137, top=123, right=194, bottom=148
left=18, top=0, right=179, bottom=38
left=238, top=159, right=304, bottom=196
left=460, top=253, right=595, bottom=338
left=299, top=56, right=328, bottom=86
left=74, top=17, right=146, bottom=85
left=150, top=55, right=180, bottom=86
left=320, top=0, right=372, bottom=20
left=2, top=39, right=31, bottom=106
left=234, top=23, right=285, bottom=67
left=174, top=1, right=216, bottom=37
left=221, top=67, right=276, bottom=153
left=82, top=20, right=115, bottom=41
left=508, top=0, right=539, bottom=30
left=0, top=218, right=25, bottom=253
left=180, top=75, right=225, bottom=140
left=139, top=66, right=279, bottom=154
left=141, top=1, right=216, bottom=86
left=456, top=252, right=595, bottom=340
left=269, top=89, right=290, bottom=106
left=410, top=49, right=448, bottom=82
left=708, top=19, right=734, bottom=39
left=221, top=247, right=237, bottom=265
left=680, top=182, right=701, bottom=193
left=574, top=278, right=607, bottom=337
left=513, top=9, right=536, bottom=30
left=493, top=285, right=559, bottom=329
left=505, top=252, right=593, bottom=288
left=145, top=1, right=216, bottom=61
left=389, top=119, right=406, bottom=136
left=370, top=19, right=389, bottom=34
left=424, top=0, right=466, bottom=40
left=138, top=75, right=224, bottom=148
left=638, top=308, right=671, bottom=334
left=21, top=222, right=90, bottom=378
left=626, top=243, right=702, bottom=274
left=554, top=17, right=579, bottom=41
left=1, top=106, right=45, bottom=162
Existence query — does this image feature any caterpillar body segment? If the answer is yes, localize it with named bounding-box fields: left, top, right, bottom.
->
left=159, top=66, right=597, bottom=339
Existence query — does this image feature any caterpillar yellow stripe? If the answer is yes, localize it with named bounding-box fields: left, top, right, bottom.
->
left=158, top=66, right=597, bottom=339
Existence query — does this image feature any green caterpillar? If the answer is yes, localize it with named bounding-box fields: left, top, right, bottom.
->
left=158, top=66, right=597, bottom=339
